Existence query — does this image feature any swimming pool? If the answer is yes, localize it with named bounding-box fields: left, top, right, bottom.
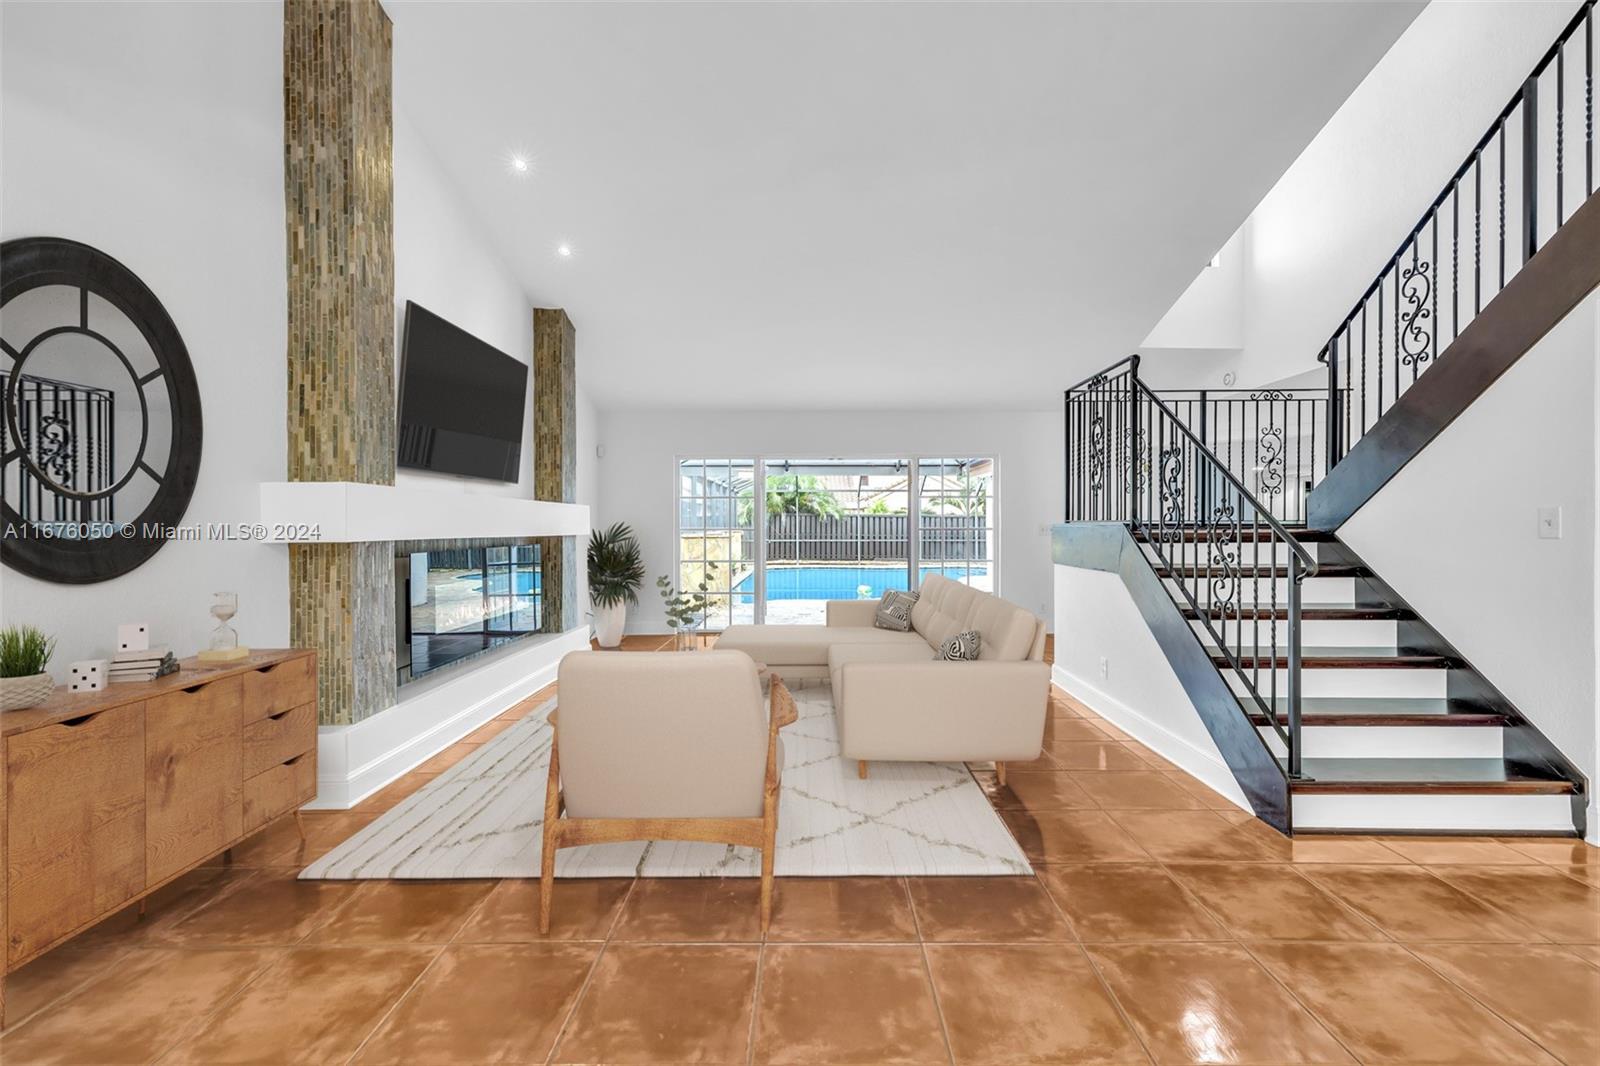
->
left=733, top=565, right=988, bottom=602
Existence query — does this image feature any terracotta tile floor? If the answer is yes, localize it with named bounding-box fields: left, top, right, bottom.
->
left=2, top=636, right=1597, bottom=1064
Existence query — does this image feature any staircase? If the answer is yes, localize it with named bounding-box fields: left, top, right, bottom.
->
left=1057, top=2, right=1595, bottom=836
left=1154, top=527, right=1579, bottom=833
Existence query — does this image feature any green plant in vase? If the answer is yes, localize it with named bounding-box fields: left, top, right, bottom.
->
left=587, top=523, right=645, bottom=648
left=657, top=560, right=720, bottom=650
left=0, top=624, right=57, bottom=711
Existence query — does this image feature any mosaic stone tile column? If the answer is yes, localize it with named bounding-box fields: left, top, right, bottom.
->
left=284, top=0, right=397, bottom=725
left=534, top=308, right=579, bottom=634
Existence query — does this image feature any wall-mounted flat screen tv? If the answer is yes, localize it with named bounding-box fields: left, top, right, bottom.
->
left=396, top=301, right=528, bottom=482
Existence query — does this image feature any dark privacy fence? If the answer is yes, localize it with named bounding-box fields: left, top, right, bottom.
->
left=759, top=513, right=991, bottom=562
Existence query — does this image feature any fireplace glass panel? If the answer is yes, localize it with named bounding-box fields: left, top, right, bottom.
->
left=398, top=543, right=542, bottom=684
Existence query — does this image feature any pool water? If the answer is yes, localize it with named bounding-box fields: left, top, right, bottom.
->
left=733, top=565, right=988, bottom=602
left=454, top=571, right=543, bottom=596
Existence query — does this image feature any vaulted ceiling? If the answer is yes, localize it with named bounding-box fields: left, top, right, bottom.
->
left=390, top=1, right=1421, bottom=410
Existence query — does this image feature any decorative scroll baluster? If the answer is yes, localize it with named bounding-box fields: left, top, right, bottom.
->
left=1499, top=123, right=1507, bottom=288
left=1558, top=47, right=1566, bottom=224
left=1587, top=6, right=1594, bottom=196
left=1474, top=152, right=1483, bottom=314
left=1399, top=246, right=1433, bottom=377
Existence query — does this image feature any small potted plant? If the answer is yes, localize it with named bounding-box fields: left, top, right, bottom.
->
left=657, top=560, right=720, bottom=651
left=587, top=522, right=645, bottom=648
left=0, top=625, right=57, bottom=711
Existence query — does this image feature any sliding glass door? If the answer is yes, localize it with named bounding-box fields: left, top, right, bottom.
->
left=762, top=458, right=911, bottom=624
left=676, top=455, right=998, bottom=629
left=917, top=457, right=995, bottom=592
left=676, top=458, right=757, bottom=629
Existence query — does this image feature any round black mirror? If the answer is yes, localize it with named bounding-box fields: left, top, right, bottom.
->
left=1, top=237, right=202, bottom=583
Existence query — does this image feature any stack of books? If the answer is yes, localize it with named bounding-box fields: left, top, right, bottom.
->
left=109, top=646, right=179, bottom=684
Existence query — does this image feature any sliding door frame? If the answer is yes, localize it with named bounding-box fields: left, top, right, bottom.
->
left=672, top=452, right=1000, bottom=629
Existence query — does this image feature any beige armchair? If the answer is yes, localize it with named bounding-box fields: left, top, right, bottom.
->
left=539, top=649, right=797, bottom=933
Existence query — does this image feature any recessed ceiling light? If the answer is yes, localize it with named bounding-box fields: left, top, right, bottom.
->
left=557, top=243, right=573, bottom=257
left=505, top=150, right=534, bottom=178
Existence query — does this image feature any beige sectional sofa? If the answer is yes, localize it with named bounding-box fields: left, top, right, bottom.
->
left=717, top=574, right=1050, bottom=779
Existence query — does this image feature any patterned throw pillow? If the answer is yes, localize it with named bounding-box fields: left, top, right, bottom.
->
left=939, top=630, right=982, bottom=661
left=873, top=589, right=919, bottom=631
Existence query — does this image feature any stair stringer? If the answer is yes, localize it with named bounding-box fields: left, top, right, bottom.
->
left=1052, top=522, right=1291, bottom=832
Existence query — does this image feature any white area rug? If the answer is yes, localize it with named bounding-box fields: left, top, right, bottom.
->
left=300, top=682, right=1031, bottom=879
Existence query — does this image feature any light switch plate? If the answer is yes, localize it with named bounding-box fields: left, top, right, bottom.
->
left=1538, top=506, right=1562, bottom=539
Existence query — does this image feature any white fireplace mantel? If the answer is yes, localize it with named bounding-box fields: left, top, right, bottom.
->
left=257, top=481, right=590, bottom=543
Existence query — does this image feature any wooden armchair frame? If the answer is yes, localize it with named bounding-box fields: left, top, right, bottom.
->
left=539, top=672, right=798, bottom=933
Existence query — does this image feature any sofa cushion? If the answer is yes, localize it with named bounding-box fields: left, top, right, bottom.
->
left=911, top=574, right=1040, bottom=661
left=827, top=641, right=936, bottom=699
left=937, top=630, right=982, bottom=661
left=873, top=589, right=918, bottom=631
left=717, top=623, right=927, bottom=667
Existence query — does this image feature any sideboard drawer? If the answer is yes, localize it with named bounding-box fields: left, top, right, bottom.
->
left=242, top=752, right=316, bottom=832
left=241, top=703, right=316, bottom=778
left=6, top=703, right=146, bottom=965
left=241, top=655, right=315, bottom=722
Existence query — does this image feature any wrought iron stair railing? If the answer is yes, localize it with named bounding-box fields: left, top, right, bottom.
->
left=1145, top=387, right=1337, bottom=527
left=1322, top=0, right=1597, bottom=462
left=1065, top=355, right=1319, bottom=776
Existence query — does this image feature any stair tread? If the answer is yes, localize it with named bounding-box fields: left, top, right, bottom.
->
left=1249, top=697, right=1509, bottom=726
left=1290, top=757, right=1576, bottom=794
left=1206, top=645, right=1457, bottom=668
left=1155, top=563, right=1366, bottom=579
left=1184, top=602, right=1412, bottom=621
left=1139, top=528, right=1340, bottom=544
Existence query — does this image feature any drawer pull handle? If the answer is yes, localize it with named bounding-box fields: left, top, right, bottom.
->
left=256, top=662, right=280, bottom=675
left=60, top=712, right=101, bottom=727
left=268, top=709, right=291, bottom=721
left=183, top=683, right=207, bottom=694
left=283, top=754, right=303, bottom=767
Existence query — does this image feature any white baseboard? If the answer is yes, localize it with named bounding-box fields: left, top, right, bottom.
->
left=308, top=627, right=590, bottom=810
left=1051, top=663, right=1249, bottom=811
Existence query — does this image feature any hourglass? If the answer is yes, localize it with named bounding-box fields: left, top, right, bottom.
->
left=198, top=591, right=250, bottom=662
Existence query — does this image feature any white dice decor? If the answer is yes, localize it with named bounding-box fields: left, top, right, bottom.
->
left=69, top=659, right=108, bottom=693
left=116, top=622, right=151, bottom=652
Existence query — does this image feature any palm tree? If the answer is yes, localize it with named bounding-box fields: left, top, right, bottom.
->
left=738, top=475, right=841, bottom=524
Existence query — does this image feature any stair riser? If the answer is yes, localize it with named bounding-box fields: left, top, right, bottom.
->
left=1191, top=619, right=1397, bottom=647
left=1258, top=725, right=1504, bottom=760
left=1292, top=793, right=1575, bottom=833
left=1228, top=669, right=1445, bottom=700
left=1164, top=576, right=1355, bottom=606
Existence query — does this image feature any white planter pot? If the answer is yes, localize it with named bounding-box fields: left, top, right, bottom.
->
left=593, top=602, right=627, bottom=648
left=0, top=672, right=55, bottom=711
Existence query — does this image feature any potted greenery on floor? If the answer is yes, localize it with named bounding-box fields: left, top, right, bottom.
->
left=658, top=560, right=720, bottom=651
left=0, top=625, right=57, bottom=711
left=587, top=522, right=645, bottom=648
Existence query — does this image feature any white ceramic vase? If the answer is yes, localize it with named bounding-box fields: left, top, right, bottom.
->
left=0, top=672, right=55, bottom=711
left=593, top=602, right=627, bottom=648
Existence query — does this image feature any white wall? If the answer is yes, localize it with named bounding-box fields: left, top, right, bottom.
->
left=393, top=106, right=537, bottom=499
left=0, top=1, right=289, bottom=667
left=1137, top=2, right=1578, bottom=390
left=1141, top=223, right=1245, bottom=352
left=1053, top=564, right=1248, bottom=808
left=593, top=408, right=1061, bottom=632
left=1341, top=289, right=1599, bottom=841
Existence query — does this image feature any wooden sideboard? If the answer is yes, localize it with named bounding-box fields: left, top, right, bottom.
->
left=0, top=648, right=317, bottom=1028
